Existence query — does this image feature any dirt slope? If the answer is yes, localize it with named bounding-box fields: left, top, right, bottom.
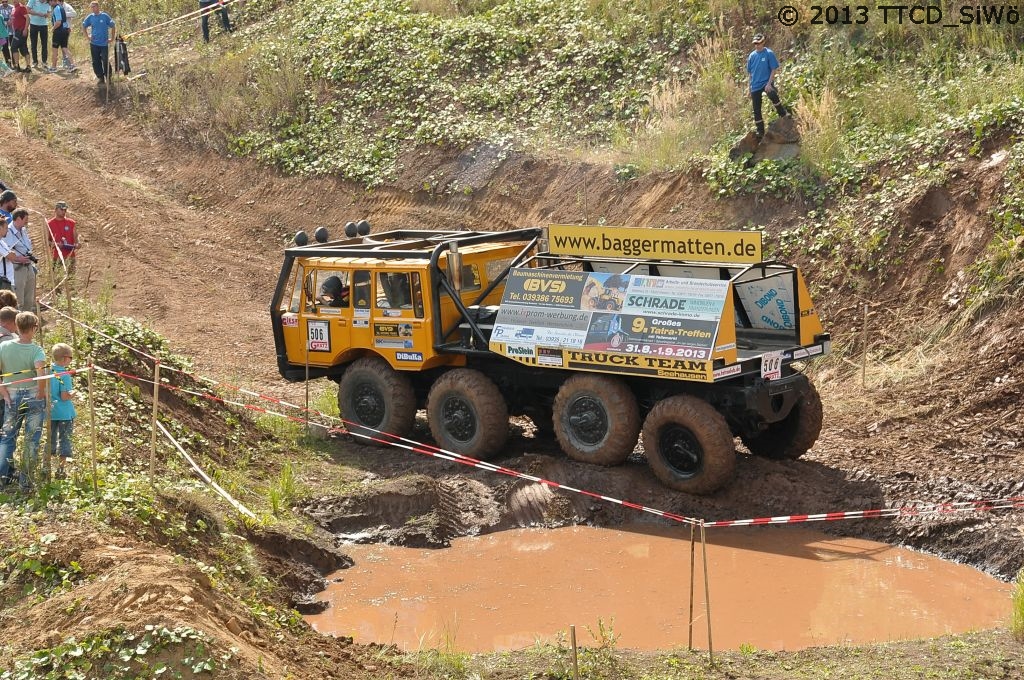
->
left=4, top=76, right=801, bottom=395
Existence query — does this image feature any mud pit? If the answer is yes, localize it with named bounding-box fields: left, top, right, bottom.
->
left=306, top=524, right=1011, bottom=652
left=300, top=423, right=1021, bottom=653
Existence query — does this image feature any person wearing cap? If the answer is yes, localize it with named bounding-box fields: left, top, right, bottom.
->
left=47, top=200, right=77, bottom=279
left=746, top=33, right=788, bottom=138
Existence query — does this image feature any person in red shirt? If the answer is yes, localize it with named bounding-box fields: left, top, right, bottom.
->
left=9, top=0, right=28, bottom=72
left=47, top=200, right=77, bottom=279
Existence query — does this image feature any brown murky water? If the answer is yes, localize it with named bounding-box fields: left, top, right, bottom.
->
left=306, top=525, right=1012, bottom=652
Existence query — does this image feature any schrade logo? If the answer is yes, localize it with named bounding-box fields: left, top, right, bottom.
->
left=523, top=279, right=566, bottom=293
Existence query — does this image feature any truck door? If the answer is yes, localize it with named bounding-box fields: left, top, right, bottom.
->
left=298, top=269, right=354, bottom=367
left=371, top=271, right=429, bottom=367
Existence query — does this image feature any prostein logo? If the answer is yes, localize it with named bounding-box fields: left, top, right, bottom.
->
left=506, top=345, right=535, bottom=357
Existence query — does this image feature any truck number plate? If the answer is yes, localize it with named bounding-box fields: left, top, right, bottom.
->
left=307, top=320, right=331, bottom=352
left=761, top=351, right=783, bottom=381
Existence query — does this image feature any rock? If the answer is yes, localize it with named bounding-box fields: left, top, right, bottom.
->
left=225, top=616, right=243, bottom=636
left=764, top=116, right=800, bottom=144
left=728, top=131, right=761, bottom=163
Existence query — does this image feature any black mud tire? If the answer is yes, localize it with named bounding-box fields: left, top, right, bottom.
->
left=337, top=357, right=416, bottom=445
left=742, top=381, right=823, bottom=460
left=553, top=374, right=640, bottom=466
left=642, top=395, right=736, bottom=495
left=427, top=369, right=508, bottom=460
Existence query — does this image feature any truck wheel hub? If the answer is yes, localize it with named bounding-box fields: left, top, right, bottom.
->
left=567, top=395, right=608, bottom=446
left=353, top=384, right=386, bottom=428
left=442, top=396, right=476, bottom=442
left=659, top=425, right=702, bottom=478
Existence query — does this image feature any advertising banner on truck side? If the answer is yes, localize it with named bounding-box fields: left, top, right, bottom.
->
left=547, top=225, right=763, bottom=264
left=490, top=269, right=729, bottom=380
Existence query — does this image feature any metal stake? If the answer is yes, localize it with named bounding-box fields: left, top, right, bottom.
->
left=688, top=522, right=696, bottom=650
left=304, top=326, right=310, bottom=436
left=861, top=303, right=869, bottom=387
left=88, top=363, right=98, bottom=496
left=569, top=624, right=580, bottom=680
left=148, top=360, right=161, bottom=484
left=701, top=521, right=713, bottom=664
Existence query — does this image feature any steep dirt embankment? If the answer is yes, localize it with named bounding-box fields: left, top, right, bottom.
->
left=2, top=76, right=805, bottom=395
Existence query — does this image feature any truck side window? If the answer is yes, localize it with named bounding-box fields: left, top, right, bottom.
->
left=439, top=263, right=482, bottom=297
left=376, top=272, right=413, bottom=310
left=286, top=264, right=303, bottom=313
left=410, top=272, right=424, bottom=318
left=315, top=270, right=351, bottom=308
left=353, top=271, right=371, bottom=309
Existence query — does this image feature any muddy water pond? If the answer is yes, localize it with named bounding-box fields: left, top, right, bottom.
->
left=307, top=524, right=1011, bottom=652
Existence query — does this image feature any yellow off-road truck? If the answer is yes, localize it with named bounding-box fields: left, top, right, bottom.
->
left=271, top=223, right=830, bottom=494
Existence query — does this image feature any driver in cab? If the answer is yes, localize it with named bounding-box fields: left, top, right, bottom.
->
left=317, top=275, right=349, bottom=307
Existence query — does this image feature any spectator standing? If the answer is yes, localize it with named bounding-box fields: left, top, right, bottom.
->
left=0, top=215, right=19, bottom=294
left=746, top=33, right=788, bottom=138
left=5, top=209, right=36, bottom=313
left=0, top=305, right=16, bottom=447
left=47, top=0, right=72, bottom=71
left=48, top=343, right=75, bottom=479
left=0, top=311, right=45, bottom=490
left=0, top=306, right=16, bottom=343
left=198, top=0, right=231, bottom=43
left=80, top=0, right=111, bottom=83
left=47, top=200, right=77, bottom=279
left=0, top=190, right=15, bottom=224
left=25, top=0, right=47, bottom=68
left=0, top=0, right=13, bottom=68
left=9, top=0, right=28, bottom=72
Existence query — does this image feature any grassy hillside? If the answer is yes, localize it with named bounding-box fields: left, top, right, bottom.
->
left=131, top=0, right=1023, bottom=185
left=125, top=0, right=1024, bottom=330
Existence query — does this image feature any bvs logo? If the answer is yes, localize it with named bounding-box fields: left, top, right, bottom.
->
left=523, top=279, right=566, bottom=293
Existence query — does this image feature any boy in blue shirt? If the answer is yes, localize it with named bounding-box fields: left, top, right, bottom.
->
left=48, top=342, right=75, bottom=479
left=746, top=33, right=788, bottom=138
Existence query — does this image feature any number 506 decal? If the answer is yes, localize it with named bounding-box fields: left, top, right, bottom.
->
left=308, top=320, right=331, bottom=352
left=761, top=351, right=783, bottom=380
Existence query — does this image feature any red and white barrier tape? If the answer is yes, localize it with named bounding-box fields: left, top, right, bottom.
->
left=704, top=497, right=1024, bottom=528
left=90, top=364, right=1024, bottom=530
left=91, top=365, right=704, bottom=526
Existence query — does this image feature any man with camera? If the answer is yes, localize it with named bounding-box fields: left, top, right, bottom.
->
left=0, top=218, right=19, bottom=299
left=4, top=209, right=36, bottom=313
